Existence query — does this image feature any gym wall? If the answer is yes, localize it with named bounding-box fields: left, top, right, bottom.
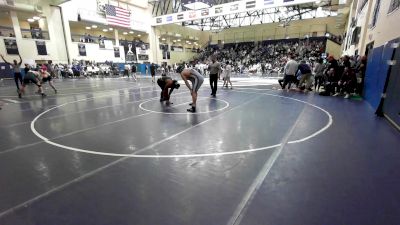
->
left=209, top=17, right=343, bottom=44
left=0, top=5, right=68, bottom=64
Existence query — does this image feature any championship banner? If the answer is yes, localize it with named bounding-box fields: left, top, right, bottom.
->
left=78, top=43, right=86, bottom=56
left=99, top=39, right=105, bottom=49
left=4, top=39, right=19, bottom=55
left=136, top=43, right=149, bottom=62
left=36, top=41, right=47, bottom=55
left=114, top=47, right=120, bottom=57
left=121, top=40, right=137, bottom=63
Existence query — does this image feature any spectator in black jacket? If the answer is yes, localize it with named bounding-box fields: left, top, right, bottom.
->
left=297, top=60, right=313, bottom=91
left=150, top=63, right=156, bottom=83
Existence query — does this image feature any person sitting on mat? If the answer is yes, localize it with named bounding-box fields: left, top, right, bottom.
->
left=157, top=76, right=180, bottom=105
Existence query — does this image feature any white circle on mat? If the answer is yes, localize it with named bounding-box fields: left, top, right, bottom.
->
left=30, top=92, right=333, bottom=158
left=139, top=97, right=230, bottom=114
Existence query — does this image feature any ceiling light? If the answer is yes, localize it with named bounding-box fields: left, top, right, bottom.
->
left=86, top=26, right=91, bottom=30
left=173, top=40, right=176, bottom=42
left=129, top=31, right=134, bottom=34
left=137, top=34, right=141, bottom=37
left=109, top=28, right=113, bottom=31
left=92, top=25, right=97, bottom=28
left=123, top=32, right=128, bottom=35
left=33, top=16, right=40, bottom=20
left=177, top=39, right=181, bottom=42
left=162, top=38, right=166, bottom=40
left=103, top=29, right=108, bottom=32
left=27, top=18, right=35, bottom=22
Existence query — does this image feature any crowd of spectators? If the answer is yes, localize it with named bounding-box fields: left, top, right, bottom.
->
left=278, top=53, right=367, bottom=98
left=31, top=60, right=175, bottom=79
left=196, top=37, right=326, bottom=75
left=193, top=37, right=367, bottom=99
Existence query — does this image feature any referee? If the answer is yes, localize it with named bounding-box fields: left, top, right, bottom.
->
left=208, top=57, right=221, bottom=97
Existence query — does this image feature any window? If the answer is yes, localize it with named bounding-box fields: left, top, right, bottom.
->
left=351, top=27, right=361, bottom=45
left=388, top=0, right=400, bottom=13
left=17, top=12, right=50, bottom=40
left=371, top=0, right=381, bottom=28
left=0, top=11, right=15, bottom=37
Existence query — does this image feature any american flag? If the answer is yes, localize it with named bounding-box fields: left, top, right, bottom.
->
left=105, top=4, right=131, bottom=28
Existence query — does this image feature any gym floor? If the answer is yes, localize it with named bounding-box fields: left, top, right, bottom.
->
left=0, top=76, right=399, bottom=225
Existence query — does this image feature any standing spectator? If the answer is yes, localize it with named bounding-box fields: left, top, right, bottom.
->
left=280, top=55, right=298, bottom=90
left=123, top=64, right=131, bottom=77
left=47, top=60, right=55, bottom=77
left=24, top=63, right=30, bottom=75
left=160, top=65, right=166, bottom=76
left=131, top=64, right=137, bottom=81
left=297, top=60, right=313, bottom=91
left=223, top=62, right=233, bottom=89
left=314, top=58, right=325, bottom=92
left=150, top=63, right=156, bottom=83
left=208, top=57, right=221, bottom=97
left=356, top=56, right=367, bottom=95
left=261, top=62, right=266, bottom=76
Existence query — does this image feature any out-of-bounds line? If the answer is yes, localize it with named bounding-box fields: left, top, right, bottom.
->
left=230, top=89, right=333, bottom=145
left=0, top=92, right=187, bottom=155
left=2, top=85, right=157, bottom=113
left=0, top=83, right=155, bottom=99
left=1, top=90, right=186, bottom=128
left=0, top=93, right=260, bottom=219
left=2, top=99, right=22, bottom=104
left=0, top=114, right=153, bottom=156
left=227, top=100, right=310, bottom=225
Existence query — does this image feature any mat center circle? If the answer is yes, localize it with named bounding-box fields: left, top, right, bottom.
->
left=139, top=97, right=230, bottom=114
